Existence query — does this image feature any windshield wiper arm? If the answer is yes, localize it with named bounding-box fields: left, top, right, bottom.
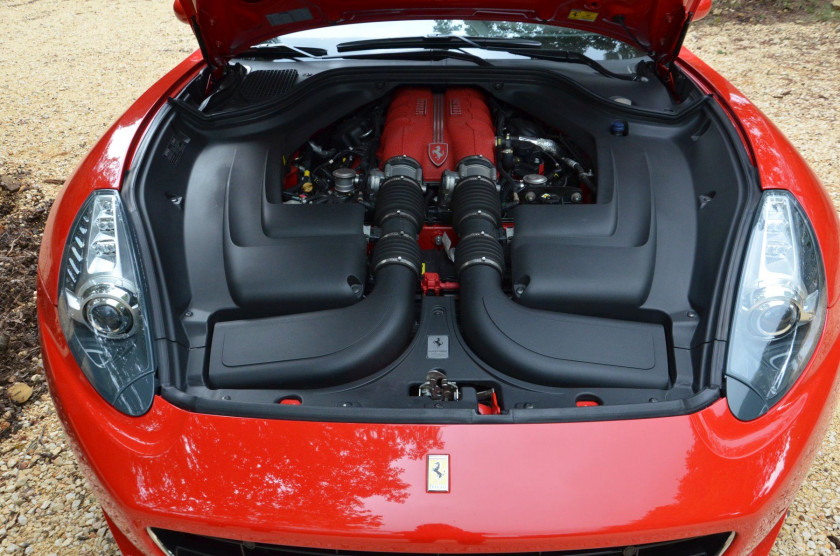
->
left=503, top=48, right=640, bottom=81
left=336, top=35, right=542, bottom=53
left=237, top=45, right=328, bottom=59
left=335, top=37, right=638, bottom=80
left=337, top=49, right=493, bottom=67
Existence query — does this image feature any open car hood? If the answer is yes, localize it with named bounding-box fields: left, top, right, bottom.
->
left=175, top=0, right=709, bottom=71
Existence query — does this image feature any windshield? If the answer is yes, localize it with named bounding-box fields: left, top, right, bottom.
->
left=264, top=20, right=644, bottom=61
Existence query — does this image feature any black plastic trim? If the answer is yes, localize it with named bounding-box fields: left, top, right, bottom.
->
left=160, top=384, right=720, bottom=424
left=149, top=528, right=735, bottom=556
left=168, top=66, right=712, bottom=130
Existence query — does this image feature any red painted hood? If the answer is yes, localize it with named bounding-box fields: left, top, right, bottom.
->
left=175, top=0, right=708, bottom=69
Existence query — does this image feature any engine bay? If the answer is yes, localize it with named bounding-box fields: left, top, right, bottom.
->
left=133, top=66, right=751, bottom=421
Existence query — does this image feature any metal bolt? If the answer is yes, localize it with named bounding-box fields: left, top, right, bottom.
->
left=687, top=310, right=697, bottom=318
left=571, top=192, right=583, bottom=203
left=434, top=403, right=443, bottom=409
left=184, top=311, right=193, bottom=317
left=222, top=395, right=231, bottom=401
left=649, top=398, right=659, bottom=403
left=524, top=402, right=535, bottom=409
left=340, top=402, right=353, bottom=408
left=434, top=235, right=443, bottom=246
left=515, top=287, right=525, bottom=296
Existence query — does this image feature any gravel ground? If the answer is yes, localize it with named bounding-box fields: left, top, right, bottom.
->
left=0, top=2, right=838, bottom=554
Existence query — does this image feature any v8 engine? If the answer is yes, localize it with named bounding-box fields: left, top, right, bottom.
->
left=282, top=86, right=594, bottom=214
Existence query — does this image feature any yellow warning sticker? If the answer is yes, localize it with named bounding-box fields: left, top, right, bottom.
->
left=568, top=9, right=599, bottom=22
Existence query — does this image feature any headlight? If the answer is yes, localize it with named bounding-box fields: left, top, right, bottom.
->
left=57, top=190, right=155, bottom=416
left=726, top=190, right=826, bottom=420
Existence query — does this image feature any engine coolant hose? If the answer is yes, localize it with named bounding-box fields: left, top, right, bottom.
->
left=208, top=173, right=424, bottom=389
left=453, top=175, right=669, bottom=389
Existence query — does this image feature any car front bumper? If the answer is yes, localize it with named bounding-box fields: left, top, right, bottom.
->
left=37, top=277, right=840, bottom=556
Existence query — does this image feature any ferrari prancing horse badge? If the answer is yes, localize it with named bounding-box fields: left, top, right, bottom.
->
left=427, top=454, right=450, bottom=492
left=429, top=143, right=448, bottom=167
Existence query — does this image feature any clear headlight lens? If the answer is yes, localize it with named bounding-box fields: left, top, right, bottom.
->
left=57, top=190, right=155, bottom=416
left=726, top=190, right=826, bottom=420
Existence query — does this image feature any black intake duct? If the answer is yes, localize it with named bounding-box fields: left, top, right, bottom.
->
left=453, top=174, right=670, bottom=389
left=208, top=174, right=424, bottom=389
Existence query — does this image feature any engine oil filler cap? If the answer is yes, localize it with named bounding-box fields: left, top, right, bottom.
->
left=610, top=120, right=628, bottom=136
left=522, top=173, right=548, bottom=187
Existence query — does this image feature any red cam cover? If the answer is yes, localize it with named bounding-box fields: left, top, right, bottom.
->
left=378, top=88, right=496, bottom=182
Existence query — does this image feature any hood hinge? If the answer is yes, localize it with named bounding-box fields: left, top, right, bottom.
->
left=188, top=16, right=227, bottom=94
left=656, top=11, right=694, bottom=99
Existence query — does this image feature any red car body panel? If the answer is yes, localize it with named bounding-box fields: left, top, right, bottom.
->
left=175, top=0, right=702, bottom=69
left=36, top=33, right=840, bottom=556
left=36, top=286, right=840, bottom=555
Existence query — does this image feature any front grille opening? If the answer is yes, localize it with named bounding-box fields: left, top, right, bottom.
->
left=148, top=528, right=734, bottom=556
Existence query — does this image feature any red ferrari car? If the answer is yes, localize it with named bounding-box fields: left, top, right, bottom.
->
left=37, top=0, right=840, bottom=554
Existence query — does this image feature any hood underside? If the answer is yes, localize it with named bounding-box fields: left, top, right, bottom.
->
left=176, top=0, right=703, bottom=69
